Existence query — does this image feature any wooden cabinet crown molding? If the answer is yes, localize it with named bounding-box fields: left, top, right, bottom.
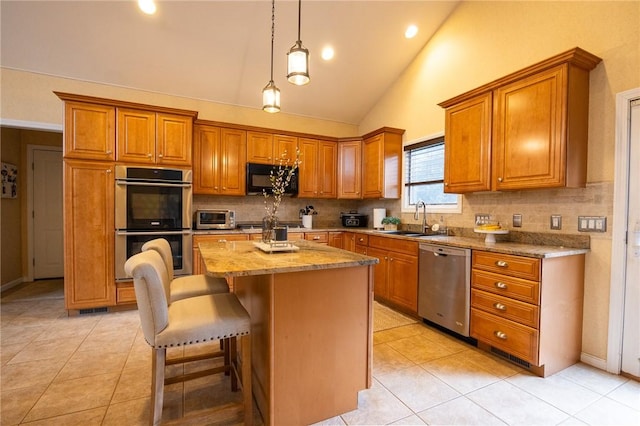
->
left=438, top=47, right=602, bottom=108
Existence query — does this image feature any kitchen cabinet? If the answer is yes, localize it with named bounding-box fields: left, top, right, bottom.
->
left=440, top=48, right=601, bottom=193
left=470, top=250, right=585, bottom=377
left=117, top=108, right=193, bottom=166
left=362, top=128, right=404, bottom=199
left=62, top=101, right=116, bottom=161
left=193, top=123, right=246, bottom=195
left=328, top=232, right=343, bottom=248
left=64, top=159, right=115, bottom=310
left=192, top=234, right=249, bottom=275
left=304, top=231, right=329, bottom=245
left=368, top=235, right=418, bottom=314
left=337, top=139, right=362, bottom=199
left=247, top=132, right=298, bottom=165
left=298, top=138, right=337, bottom=198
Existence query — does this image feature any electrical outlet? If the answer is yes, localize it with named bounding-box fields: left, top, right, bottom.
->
left=550, top=215, right=562, bottom=230
left=513, top=214, right=522, bottom=228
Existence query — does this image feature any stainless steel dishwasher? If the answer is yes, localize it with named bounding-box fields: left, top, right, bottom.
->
left=418, top=243, right=471, bottom=337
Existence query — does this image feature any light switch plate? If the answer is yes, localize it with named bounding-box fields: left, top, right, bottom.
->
left=578, top=216, right=607, bottom=232
left=513, top=214, right=522, bottom=228
left=550, top=215, right=562, bottom=230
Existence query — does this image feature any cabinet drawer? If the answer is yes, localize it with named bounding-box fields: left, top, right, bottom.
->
left=116, top=282, right=137, bottom=304
left=471, top=289, right=539, bottom=328
left=305, top=232, right=328, bottom=243
left=473, top=251, right=540, bottom=281
left=471, top=308, right=539, bottom=365
left=354, top=234, right=369, bottom=246
left=193, top=234, right=249, bottom=247
left=472, top=269, right=540, bottom=304
left=368, top=235, right=418, bottom=255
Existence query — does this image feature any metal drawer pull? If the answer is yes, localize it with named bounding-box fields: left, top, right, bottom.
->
left=495, top=260, right=508, bottom=267
left=495, top=281, right=508, bottom=289
left=494, top=331, right=508, bottom=340
left=313, top=236, right=321, bottom=240
left=493, top=303, right=507, bottom=311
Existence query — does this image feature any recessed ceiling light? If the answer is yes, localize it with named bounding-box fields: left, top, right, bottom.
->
left=321, top=46, right=335, bottom=61
left=405, top=25, right=418, bottom=39
left=138, top=0, right=157, bottom=15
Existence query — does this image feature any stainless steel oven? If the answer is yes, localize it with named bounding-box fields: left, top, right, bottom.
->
left=114, top=165, right=192, bottom=281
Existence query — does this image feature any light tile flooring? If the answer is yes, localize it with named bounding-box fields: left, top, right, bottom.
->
left=2, top=279, right=639, bottom=425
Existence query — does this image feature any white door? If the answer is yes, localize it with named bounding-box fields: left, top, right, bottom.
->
left=33, top=148, right=64, bottom=278
left=621, top=99, right=640, bottom=377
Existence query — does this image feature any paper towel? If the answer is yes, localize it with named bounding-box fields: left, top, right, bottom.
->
left=373, top=208, right=386, bottom=229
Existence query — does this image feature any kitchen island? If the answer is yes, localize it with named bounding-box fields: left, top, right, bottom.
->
left=199, top=240, right=379, bottom=425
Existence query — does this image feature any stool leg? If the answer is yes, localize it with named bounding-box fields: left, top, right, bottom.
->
left=229, top=337, right=238, bottom=391
left=224, top=337, right=230, bottom=376
left=241, top=334, right=253, bottom=426
left=151, top=348, right=166, bottom=426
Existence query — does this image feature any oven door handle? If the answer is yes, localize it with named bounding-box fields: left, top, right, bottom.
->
left=116, top=180, right=192, bottom=188
left=116, top=230, right=192, bottom=236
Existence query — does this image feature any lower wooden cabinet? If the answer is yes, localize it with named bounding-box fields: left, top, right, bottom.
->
left=64, top=160, right=116, bottom=310
left=328, top=232, right=343, bottom=248
left=471, top=250, right=585, bottom=377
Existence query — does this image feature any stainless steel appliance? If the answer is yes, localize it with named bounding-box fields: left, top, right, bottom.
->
left=114, top=165, right=192, bottom=281
left=418, top=243, right=471, bottom=337
left=340, top=211, right=368, bottom=227
left=195, top=209, right=235, bottom=230
left=246, top=162, right=298, bottom=196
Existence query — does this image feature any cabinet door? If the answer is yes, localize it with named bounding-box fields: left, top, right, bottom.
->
left=156, top=113, right=192, bottom=166
left=493, top=66, right=566, bottom=190
left=116, top=108, right=156, bottom=164
left=298, top=138, right=319, bottom=198
left=338, top=140, right=362, bottom=199
left=343, top=232, right=356, bottom=252
left=64, top=160, right=115, bottom=309
left=318, top=140, right=337, bottom=198
left=387, top=251, right=418, bottom=312
left=367, top=246, right=389, bottom=299
left=328, top=232, right=343, bottom=248
left=193, top=125, right=220, bottom=194
left=219, top=128, right=247, bottom=195
left=444, top=92, right=492, bottom=193
left=274, top=134, right=298, bottom=164
left=63, top=102, right=115, bottom=161
left=247, top=131, right=274, bottom=164
left=362, top=134, right=384, bottom=198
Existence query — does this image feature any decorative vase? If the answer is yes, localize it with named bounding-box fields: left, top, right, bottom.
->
left=302, top=214, right=313, bottom=229
left=262, top=215, right=278, bottom=242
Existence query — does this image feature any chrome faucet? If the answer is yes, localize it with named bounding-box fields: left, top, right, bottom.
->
left=414, top=200, right=429, bottom=233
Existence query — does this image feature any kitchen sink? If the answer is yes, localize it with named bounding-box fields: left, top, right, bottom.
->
left=375, top=230, right=445, bottom=239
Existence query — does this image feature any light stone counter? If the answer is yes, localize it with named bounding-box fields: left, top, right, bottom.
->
left=199, top=239, right=378, bottom=278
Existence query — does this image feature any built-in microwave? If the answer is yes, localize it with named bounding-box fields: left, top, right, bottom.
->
left=195, top=209, right=236, bottom=230
left=246, top=162, right=298, bottom=196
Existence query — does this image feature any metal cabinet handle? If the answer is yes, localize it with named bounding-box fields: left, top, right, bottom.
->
left=106, top=150, right=112, bottom=154
left=494, top=331, right=507, bottom=340
left=313, top=236, right=320, bottom=240
left=495, top=260, right=508, bottom=267
left=498, top=177, right=503, bottom=182
left=495, top=281, right=508, bottom=289
left=147, top=153, right=153, bottom=158
left=493, top=303, right=507, bottom=311
left=358, top=238, right=364, bottom=242
left=444, top=182, right=448, bottom=186
left=106, top=169, right=112, bottom=174
left=158, top=153, right=163, bottom=158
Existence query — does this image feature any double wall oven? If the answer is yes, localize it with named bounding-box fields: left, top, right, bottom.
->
left=114, top=165, right=192, bottom=281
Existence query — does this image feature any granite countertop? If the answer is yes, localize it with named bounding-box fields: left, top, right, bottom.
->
left=199, top=240, right=379, bottom=278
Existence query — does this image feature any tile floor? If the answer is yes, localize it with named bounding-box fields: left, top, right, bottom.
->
left=1, top=279, right=639, bottom=425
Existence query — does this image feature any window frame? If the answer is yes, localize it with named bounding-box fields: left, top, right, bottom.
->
left=401, top=132, right=461, bottom=214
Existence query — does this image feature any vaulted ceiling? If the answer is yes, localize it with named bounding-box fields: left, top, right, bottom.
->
left=1, top=1, right=460, bottom=124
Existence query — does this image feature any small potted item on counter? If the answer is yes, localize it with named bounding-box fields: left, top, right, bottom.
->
left=381, top=216, right=401, bottom=231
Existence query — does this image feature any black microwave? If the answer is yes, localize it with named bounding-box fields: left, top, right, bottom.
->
left=246, top=163, right=298, bottom=196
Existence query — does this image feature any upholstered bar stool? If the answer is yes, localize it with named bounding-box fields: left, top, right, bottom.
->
left=124, top=250, right=253, bottom=426
left=141, top=238, right=229, bottom=302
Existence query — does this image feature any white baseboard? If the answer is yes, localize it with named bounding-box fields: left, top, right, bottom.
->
left=580, top=352, right=608, bottom=372
left=0, top=277, right=24, bottom=293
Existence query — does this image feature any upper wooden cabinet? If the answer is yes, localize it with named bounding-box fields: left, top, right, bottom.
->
left=247, top=132, right=298, bottom=164
left=62, top=101, right=116, bottom=161
left=298, top=138, right=337, bottom=198
left=117, top=108, right=193, bottom=166
left=440, top=48, right=601, bottom=193
left=193, top=123, right=246, bottom=196
left=338, top=139, right=362, bottom=199
left=362, top=128, right=404, bottom=199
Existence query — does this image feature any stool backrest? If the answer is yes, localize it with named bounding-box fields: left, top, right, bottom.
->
left=124, top=250, right=171, bottom=345
left=141, top=238, right=175, bottom=281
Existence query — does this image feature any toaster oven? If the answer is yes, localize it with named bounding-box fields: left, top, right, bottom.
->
left=195, top=209, right=236, bottom=230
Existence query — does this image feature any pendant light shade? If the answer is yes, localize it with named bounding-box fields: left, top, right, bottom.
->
left=263, top=0, right=280, bottom=113
left=287, top=0, right=310, bottom=85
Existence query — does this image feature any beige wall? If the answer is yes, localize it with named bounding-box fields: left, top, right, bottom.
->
left=359, top=1, right=640, bottom=363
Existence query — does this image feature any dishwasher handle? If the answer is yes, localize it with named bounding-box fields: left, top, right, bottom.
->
left=433, top=252, right=448, bottom=257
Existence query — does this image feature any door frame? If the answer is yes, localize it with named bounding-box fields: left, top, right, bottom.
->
left=26, top=144, right=63, bottom=282
left=607, top=87, right=640, bottom=374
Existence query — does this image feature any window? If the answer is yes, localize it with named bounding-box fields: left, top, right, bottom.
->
left=403, top=135, right=460, bottom=213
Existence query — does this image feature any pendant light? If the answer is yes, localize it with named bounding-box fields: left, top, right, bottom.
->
left=286, top=0, right=310, bottom=85
left=263, top=0, right=280, bottom=113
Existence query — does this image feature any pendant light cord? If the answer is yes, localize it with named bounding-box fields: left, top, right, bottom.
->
left=297, top=0, right=302, bottom=43
left=270, top=0, right=275, bottom=82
